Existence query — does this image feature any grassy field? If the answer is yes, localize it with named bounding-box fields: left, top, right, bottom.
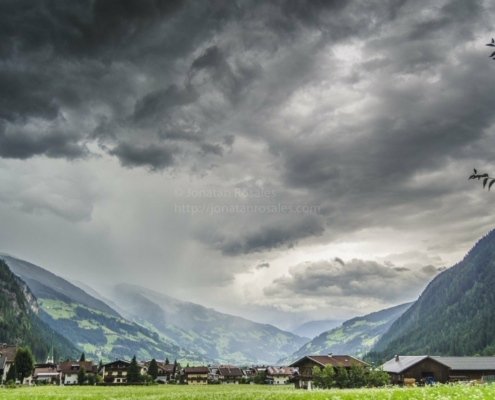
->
left=1, top=384, right=495, bottom=399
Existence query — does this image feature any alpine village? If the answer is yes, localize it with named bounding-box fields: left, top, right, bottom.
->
left=3, top=228, right=495, bottom=391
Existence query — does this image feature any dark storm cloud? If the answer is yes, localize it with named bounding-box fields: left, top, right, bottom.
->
left=204, top=214, right=325, bottom=256
left=0, top=0, right=186, bottom=58
left=0, top=124, right=87, bottom=160
left=200, top=143, right=224, bottom=156
left=3, top=0, right=495, bottom=260
left=0, top=70, right=60, bottom=122
left=109, top=142, right=175, bottom=170
left=132, top=85, right=199, bottom=124
left=0, top=0, right=410, bottom=163
left=256, top=262, right=270, bottom=270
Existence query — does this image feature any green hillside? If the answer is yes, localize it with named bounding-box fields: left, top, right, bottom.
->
left=2, top=255, right=120, bottom=317
left=110, top=283, right=309, bottom=365
left=369, top=230, right=495, bottom=363
left=0, top=258, right=79, bottom=362
left=2, top=255, right=208, bottom=364
left=278, top=302, right=413, bottom=365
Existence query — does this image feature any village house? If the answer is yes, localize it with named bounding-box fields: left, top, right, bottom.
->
left=100, top=359, right=140, bottom=384
left=248, top=366, right=267, bottom=377
left=218, top=366, right=243, bottom=384
left=208, top=366, right=219, bottom=383
left=0, top=344, right=16, bottom=383
left=32, top=363, right=60, bottom=384
left=289, top=354, right=369, bottom=389
left=59, top=361, right=95, bottom=385
left=156, top=362, right=175, bottom=383
left=182, top=366, right=209, bottom=385
left=140, top=360, right=175, bottom=383
left=266, top=366, right=297, bottom=385
left=382, top=355, right=495, bottom=384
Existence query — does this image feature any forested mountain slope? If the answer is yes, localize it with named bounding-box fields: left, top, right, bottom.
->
left=278, top=302, right=412, bottom=365
left=369, top=230, right=495, bottom=363
left=0, top=258, right=79, bottom=362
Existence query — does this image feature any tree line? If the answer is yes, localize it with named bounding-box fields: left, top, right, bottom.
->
left=312, top=364, right=390, bottom=389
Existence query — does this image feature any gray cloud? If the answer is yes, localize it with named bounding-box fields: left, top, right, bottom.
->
left=256, top=262, right=270, bottom=270
left=263, top=258, right=443, bottom=308
left=0, top=123, right=87, bottom=160
left=334, top=257, right=345, bottom=266
left=109, top=142, right=175, bottom=170
left=133, top=85, right=199, bottom=124
left=202, top=214, right=325, bottom=256
left=199, top=143, right=224, bottom=156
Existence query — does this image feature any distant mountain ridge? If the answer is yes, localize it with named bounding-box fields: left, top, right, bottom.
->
left=109, top=283, right=309, bottom=365
left=369, top=230, right=495, bottom=362
left=278, top=302, right=413, bottom=365
left=292, top=319, right=344, bottom=339
left=0, top=258, right=79, bottom=362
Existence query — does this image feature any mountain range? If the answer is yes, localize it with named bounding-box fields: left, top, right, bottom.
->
left=1, top=254, right=307, bottom=365
left=1, top=254, right=206, bottom=363
left=107, top=283, right=309, bottom=365
left=291, top=319, right=344, bottom=339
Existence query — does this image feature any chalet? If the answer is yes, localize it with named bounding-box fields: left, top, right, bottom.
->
left=266, top=366, right=296, bottom=385
left=33, top=363, right=60, bottom=384
left=59, top=361, right=95, bottom=385
left=289, top=355, right=369, bottom=389
left=100, top=359, right=140, bottom=384
left=218, top=366, right=243, bottom=384
left=141, top=361, right=175, bottom=383
left=0, top=344, right=16, bottom=383
left=182, top=366, right=209, bottom=385
left=382, top=355, right=495, bottom=384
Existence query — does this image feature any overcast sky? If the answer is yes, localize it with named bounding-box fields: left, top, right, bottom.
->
left=2, top=0, right=495, bottom=330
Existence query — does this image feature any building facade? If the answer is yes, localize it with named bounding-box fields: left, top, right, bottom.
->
left=183, top=367, right=209, bottom=385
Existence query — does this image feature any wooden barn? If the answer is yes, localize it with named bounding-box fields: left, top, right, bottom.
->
left=381, top=355, right=450, bottom=384
left=382, top=355, right=495, bottom=384
left=431, top=356, right=495, bottom=382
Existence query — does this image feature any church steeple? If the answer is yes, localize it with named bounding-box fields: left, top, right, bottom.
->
left=46, top=340, right=54, bottom=364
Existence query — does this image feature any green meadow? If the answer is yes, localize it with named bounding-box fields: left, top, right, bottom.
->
left=1, top=384, right=495, bottom=400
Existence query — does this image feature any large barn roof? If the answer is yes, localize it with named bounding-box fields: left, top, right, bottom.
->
left=431, top=357, right=495, bottom=371
left=381, top=356, right=431, bottom=374
left=381, top=355, right=495, bottom=374
left=290, top=355, right=368, bottom=368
